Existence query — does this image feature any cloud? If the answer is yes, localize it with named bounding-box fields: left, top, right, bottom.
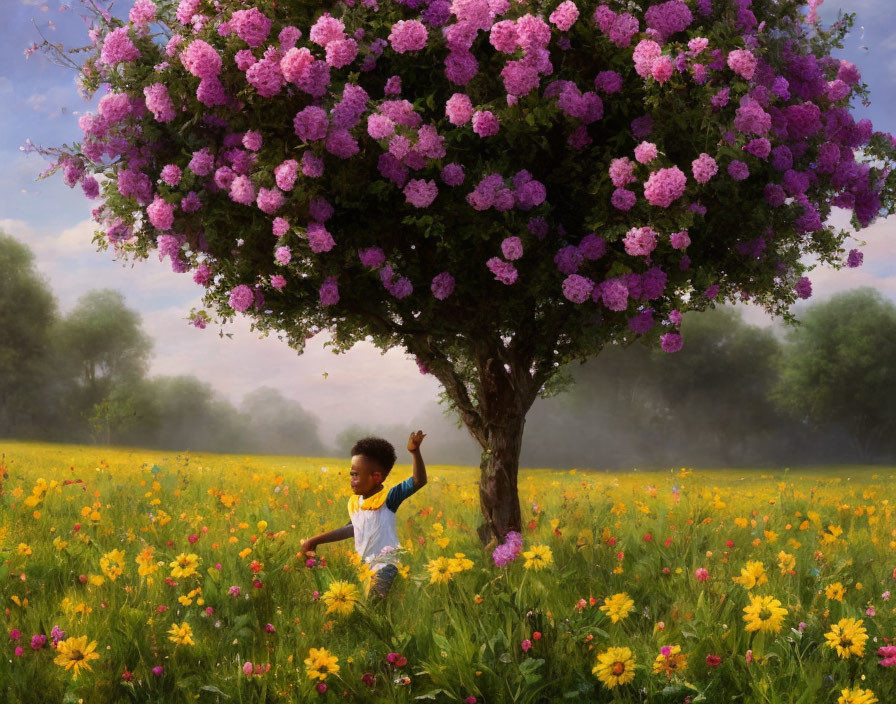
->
left=3, top=217, right=198, bottom=314
left=0, top=218, right=36, bottom=240
left=19, top=82, right=80, bottom=120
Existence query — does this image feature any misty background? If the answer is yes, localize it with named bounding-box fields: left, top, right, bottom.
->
left=4, top=230, right=896, bottom=468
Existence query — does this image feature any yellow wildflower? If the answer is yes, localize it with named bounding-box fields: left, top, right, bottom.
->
left=593, top=647, right=636, bottom=689
left=322, top=581, right=360, bottom=616
left=99, top=548, right=126, bottom=581
left=169, top=553, right=200, bottom=579
left=742, top=594, right=787, bottom=634
left=522, top=544, right=553, bottom=571
left=838, top=688, right=878, bottom=704
left=426, top=557, right=453, bottom=584
left=54, top=636, right=100, bottom=679
left=600, top=593, right=635, bottom=624
left=777, top=551, right=795, bottom=574
left=652, top=645, right=688, bottom=678
left=824, top=618, right=867, bottom=659
left=305, top=647, right=339, bottom=680
left=733, top=561, right=768, bottom=589
left=825, top=582, right=846, bottom=602
left=167, top=622, right=194, bottom=646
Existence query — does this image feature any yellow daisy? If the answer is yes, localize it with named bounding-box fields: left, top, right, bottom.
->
left=53, top=636, right=100, bottom=679
left=522, top=544, right=553, bottom=571
left=167, top=622, right=194, bottom=646
left=592, top=646, right=636, bottom=689
left=600, top=592, right=635, bottom=624
left=838, top=688, right=878, bottom=704
left=322, top=581, right=360, bottom=616
left=742, top=594, right=787, bottom=634
left=99, top=548, right=126, bottom=581
left=824, top=618, right=867, bottom=659
left=825, top=582, right=846, bottom=602
left=448, top=553, right=474, bottom=573
left=733, top=561, right=768, bottom=589
left=169, top=553, right=200, bottom=579
left=426, top=557, right=453, bottom=584
left=305, top=647, right=339, bottom=680
left=135, top=546, right=158, bottom=577
left=777, top=551, right=795, bottom=575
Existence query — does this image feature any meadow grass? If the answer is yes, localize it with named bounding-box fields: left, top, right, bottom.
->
left=1, top=440, right=894, bottom=704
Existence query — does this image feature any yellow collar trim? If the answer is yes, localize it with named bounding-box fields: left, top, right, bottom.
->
left=348, top=487, right=388, bottom=514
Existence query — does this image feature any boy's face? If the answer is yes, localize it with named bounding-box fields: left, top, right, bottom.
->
left=350, top=454, right=385, bottom=495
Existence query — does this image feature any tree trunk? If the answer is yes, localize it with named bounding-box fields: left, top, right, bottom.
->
left=403, top=338, right=536, bottom=546
left=474, top=354, right=531, bottom=545
left=476, top=412, right=525, bottom=545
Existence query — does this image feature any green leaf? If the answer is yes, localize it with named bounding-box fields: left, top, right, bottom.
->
left=415, top=689, right=448, bottom=700
left=518, top=657, right=544, bottom=682
left=662, top=683, right=699, bottom=697
left=432, top=631, right=451, bottom=652
left=200, top=685, right=231, bottom=698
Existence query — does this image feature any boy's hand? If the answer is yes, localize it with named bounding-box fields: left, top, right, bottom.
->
left=408, top=430, right=426, bottom=452
left=301, top=538, right=318, bottom=555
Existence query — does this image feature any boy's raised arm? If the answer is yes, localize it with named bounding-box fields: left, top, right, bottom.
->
left=408, top=430, right=427, bottom=489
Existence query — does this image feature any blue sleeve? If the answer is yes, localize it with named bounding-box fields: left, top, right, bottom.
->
left=386, top=477, right=419, bottom=513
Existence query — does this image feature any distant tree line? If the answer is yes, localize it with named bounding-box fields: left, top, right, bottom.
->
left=516, top=288, right=896, bottom=467
left=0, top=232, right=328, bottom=455
left=3, top=231, right=895, bottom=465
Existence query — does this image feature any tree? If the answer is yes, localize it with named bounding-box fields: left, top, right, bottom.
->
left=54, top=289, right=153, bottom=424
left=146, top=375, right=250, bottom=453
left=240, top=387, right=329, bottom=456
left=36, top=1, right=896, bottom=541
left=88, top=394, right=141, bottom=446
left=774, top=288, right=896, bottom=461
left=0, top=232, right=58, bottom=437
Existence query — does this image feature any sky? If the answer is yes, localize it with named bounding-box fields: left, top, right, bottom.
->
left=1, top=0, right=896, bottom=447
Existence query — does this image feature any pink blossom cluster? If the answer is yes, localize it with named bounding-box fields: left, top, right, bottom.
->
left=644, top=1, right=692, bottom=42
left=593, top=5, right=639, bottom=48
left=633, top=40, right=671, bottom=82
left=643, top=167, right=687, bottom=207
left=100, top=27, right=140, bottom=66
left=389, top=20, right=428, bottom=53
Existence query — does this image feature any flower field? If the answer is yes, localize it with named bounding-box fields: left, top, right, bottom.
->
left=1, top=441, right=895, bottom=704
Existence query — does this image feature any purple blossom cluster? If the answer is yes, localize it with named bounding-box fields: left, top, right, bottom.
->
left=492, top=531, right=523, bottom=567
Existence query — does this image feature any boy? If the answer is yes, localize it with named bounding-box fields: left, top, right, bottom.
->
left=301, top=430, right=427, bottom=598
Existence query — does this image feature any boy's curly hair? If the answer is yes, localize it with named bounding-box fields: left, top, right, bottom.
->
left=351, top=437, right=397, bottom=478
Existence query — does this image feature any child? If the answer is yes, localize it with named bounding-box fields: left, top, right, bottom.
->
left=301, top=431, right=427, bottom=598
